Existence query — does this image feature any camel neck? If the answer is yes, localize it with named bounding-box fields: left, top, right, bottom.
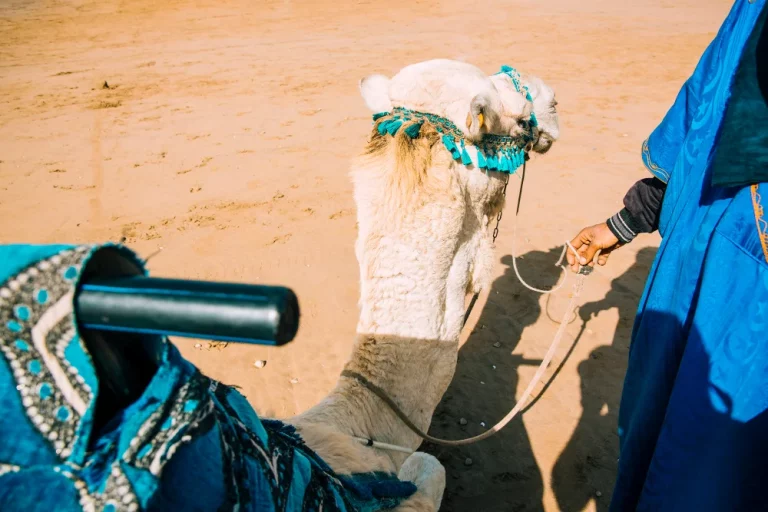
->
left=294, top=334, right=458, bottom=454
left=355, top=251, right=468, bottom=343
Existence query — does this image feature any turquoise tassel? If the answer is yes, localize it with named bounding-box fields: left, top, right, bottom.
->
left=443, top=136, right=461, bottom=159
left=477, top=151, right=487, bottom=169
left=404, top=121, right=423, bottom=138
left=387, top=120, right=403, bottom=136
left=373, top=107, right=530, bottom=175
left=461, top=148, right=472, bottom=165
left=500, top=65, right=513, bottom=73
left=530, top=112, right=538, bottom=127
left=442, top=135, right=456, bottom=152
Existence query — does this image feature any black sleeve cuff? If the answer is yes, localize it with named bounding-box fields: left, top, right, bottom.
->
left=607, top=208, right=640, bottom=244
left=622, top=177, right=666, bottom=233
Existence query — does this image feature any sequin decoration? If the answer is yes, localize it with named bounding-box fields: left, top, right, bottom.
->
left=0, top=245, right=94, bottom=460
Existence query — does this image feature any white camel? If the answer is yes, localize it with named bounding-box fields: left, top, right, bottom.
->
left=287, top=59, right=559, bottom=510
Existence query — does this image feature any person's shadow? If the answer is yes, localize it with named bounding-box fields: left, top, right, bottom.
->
left=424, top=247, right=569, bottom=512
left=569, top=310, right=768, bottom=511
left=551, top=247, right=657, bottom=511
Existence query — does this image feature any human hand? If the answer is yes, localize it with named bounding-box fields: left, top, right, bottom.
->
left=566, top=223, right=622, bottom=273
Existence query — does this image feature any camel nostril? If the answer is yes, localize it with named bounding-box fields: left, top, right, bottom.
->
left=534, top=138, right=554, bottom=154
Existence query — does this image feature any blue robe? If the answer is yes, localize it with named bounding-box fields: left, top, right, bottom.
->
left=613, top=1, right=768, bottom=510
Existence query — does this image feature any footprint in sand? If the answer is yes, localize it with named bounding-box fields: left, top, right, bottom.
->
left=121, top=222, right=140, bottom=242
left=266, top=234, right=292, bottom=246
left=329, top=209, right=353, bottom=220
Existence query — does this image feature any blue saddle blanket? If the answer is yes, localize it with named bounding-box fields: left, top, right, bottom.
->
left=0, top=243, right=416, bottom=511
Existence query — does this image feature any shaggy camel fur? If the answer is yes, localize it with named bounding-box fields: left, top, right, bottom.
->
left=287, top=59, right=559, bottom=511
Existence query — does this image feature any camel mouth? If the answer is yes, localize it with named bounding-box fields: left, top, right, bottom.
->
left=532, top=133, right=555, bottom=154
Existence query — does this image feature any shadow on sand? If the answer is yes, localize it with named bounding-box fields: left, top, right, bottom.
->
left=424, top=247, right=657, bottom=511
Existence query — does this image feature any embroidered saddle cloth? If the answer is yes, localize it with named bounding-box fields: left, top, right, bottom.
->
left=0, top=244, right=416, bottom=512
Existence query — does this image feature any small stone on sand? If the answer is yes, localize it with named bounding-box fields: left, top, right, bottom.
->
left=493, top=342, right=501, bottom=348
left=194, top=343, right=203, bottom=349
left=459, top=418, right=468, bottom=426
left=596, top=491, right=603, bottom=498
left=290, top=378, right=299, bottom=384
left=253, top=360, right=267, bottom=369
left=464, top=458, right=473, bottom=466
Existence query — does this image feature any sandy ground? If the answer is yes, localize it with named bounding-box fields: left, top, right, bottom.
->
left=0, top=0, right=731, bottom=510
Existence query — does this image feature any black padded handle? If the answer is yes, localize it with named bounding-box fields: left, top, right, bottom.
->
left=76, top=277, right=299, bottom=346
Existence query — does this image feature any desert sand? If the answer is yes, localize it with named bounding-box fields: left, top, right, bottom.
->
left=0, top=0, right=731, bottom=510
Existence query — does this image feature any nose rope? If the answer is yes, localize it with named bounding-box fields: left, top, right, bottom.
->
left=463, top=164, right=591, bottom=327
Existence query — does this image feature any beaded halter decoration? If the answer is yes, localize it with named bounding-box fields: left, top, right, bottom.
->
left=371, top=65, right=538, bottom=175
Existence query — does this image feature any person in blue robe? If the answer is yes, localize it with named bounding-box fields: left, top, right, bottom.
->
left=566, top=1, right=768, bottom=509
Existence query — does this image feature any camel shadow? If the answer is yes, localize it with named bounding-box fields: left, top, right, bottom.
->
left=424, top=247, right=569, bottom=512
left=550, top=246, right=657, bottom=511
left=424, top=246, right=658, bottom=511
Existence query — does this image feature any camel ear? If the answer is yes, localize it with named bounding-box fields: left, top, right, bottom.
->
left=466, top=93, right=491, bottom=140
left=359, top=74, right=392, bottom=113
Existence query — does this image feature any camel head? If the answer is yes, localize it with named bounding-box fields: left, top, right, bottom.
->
left=352, top=59, right=555, bottom=343
left=359, top=59, right=532, bottom=143
left=489, top=69, right=559, bottom=154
